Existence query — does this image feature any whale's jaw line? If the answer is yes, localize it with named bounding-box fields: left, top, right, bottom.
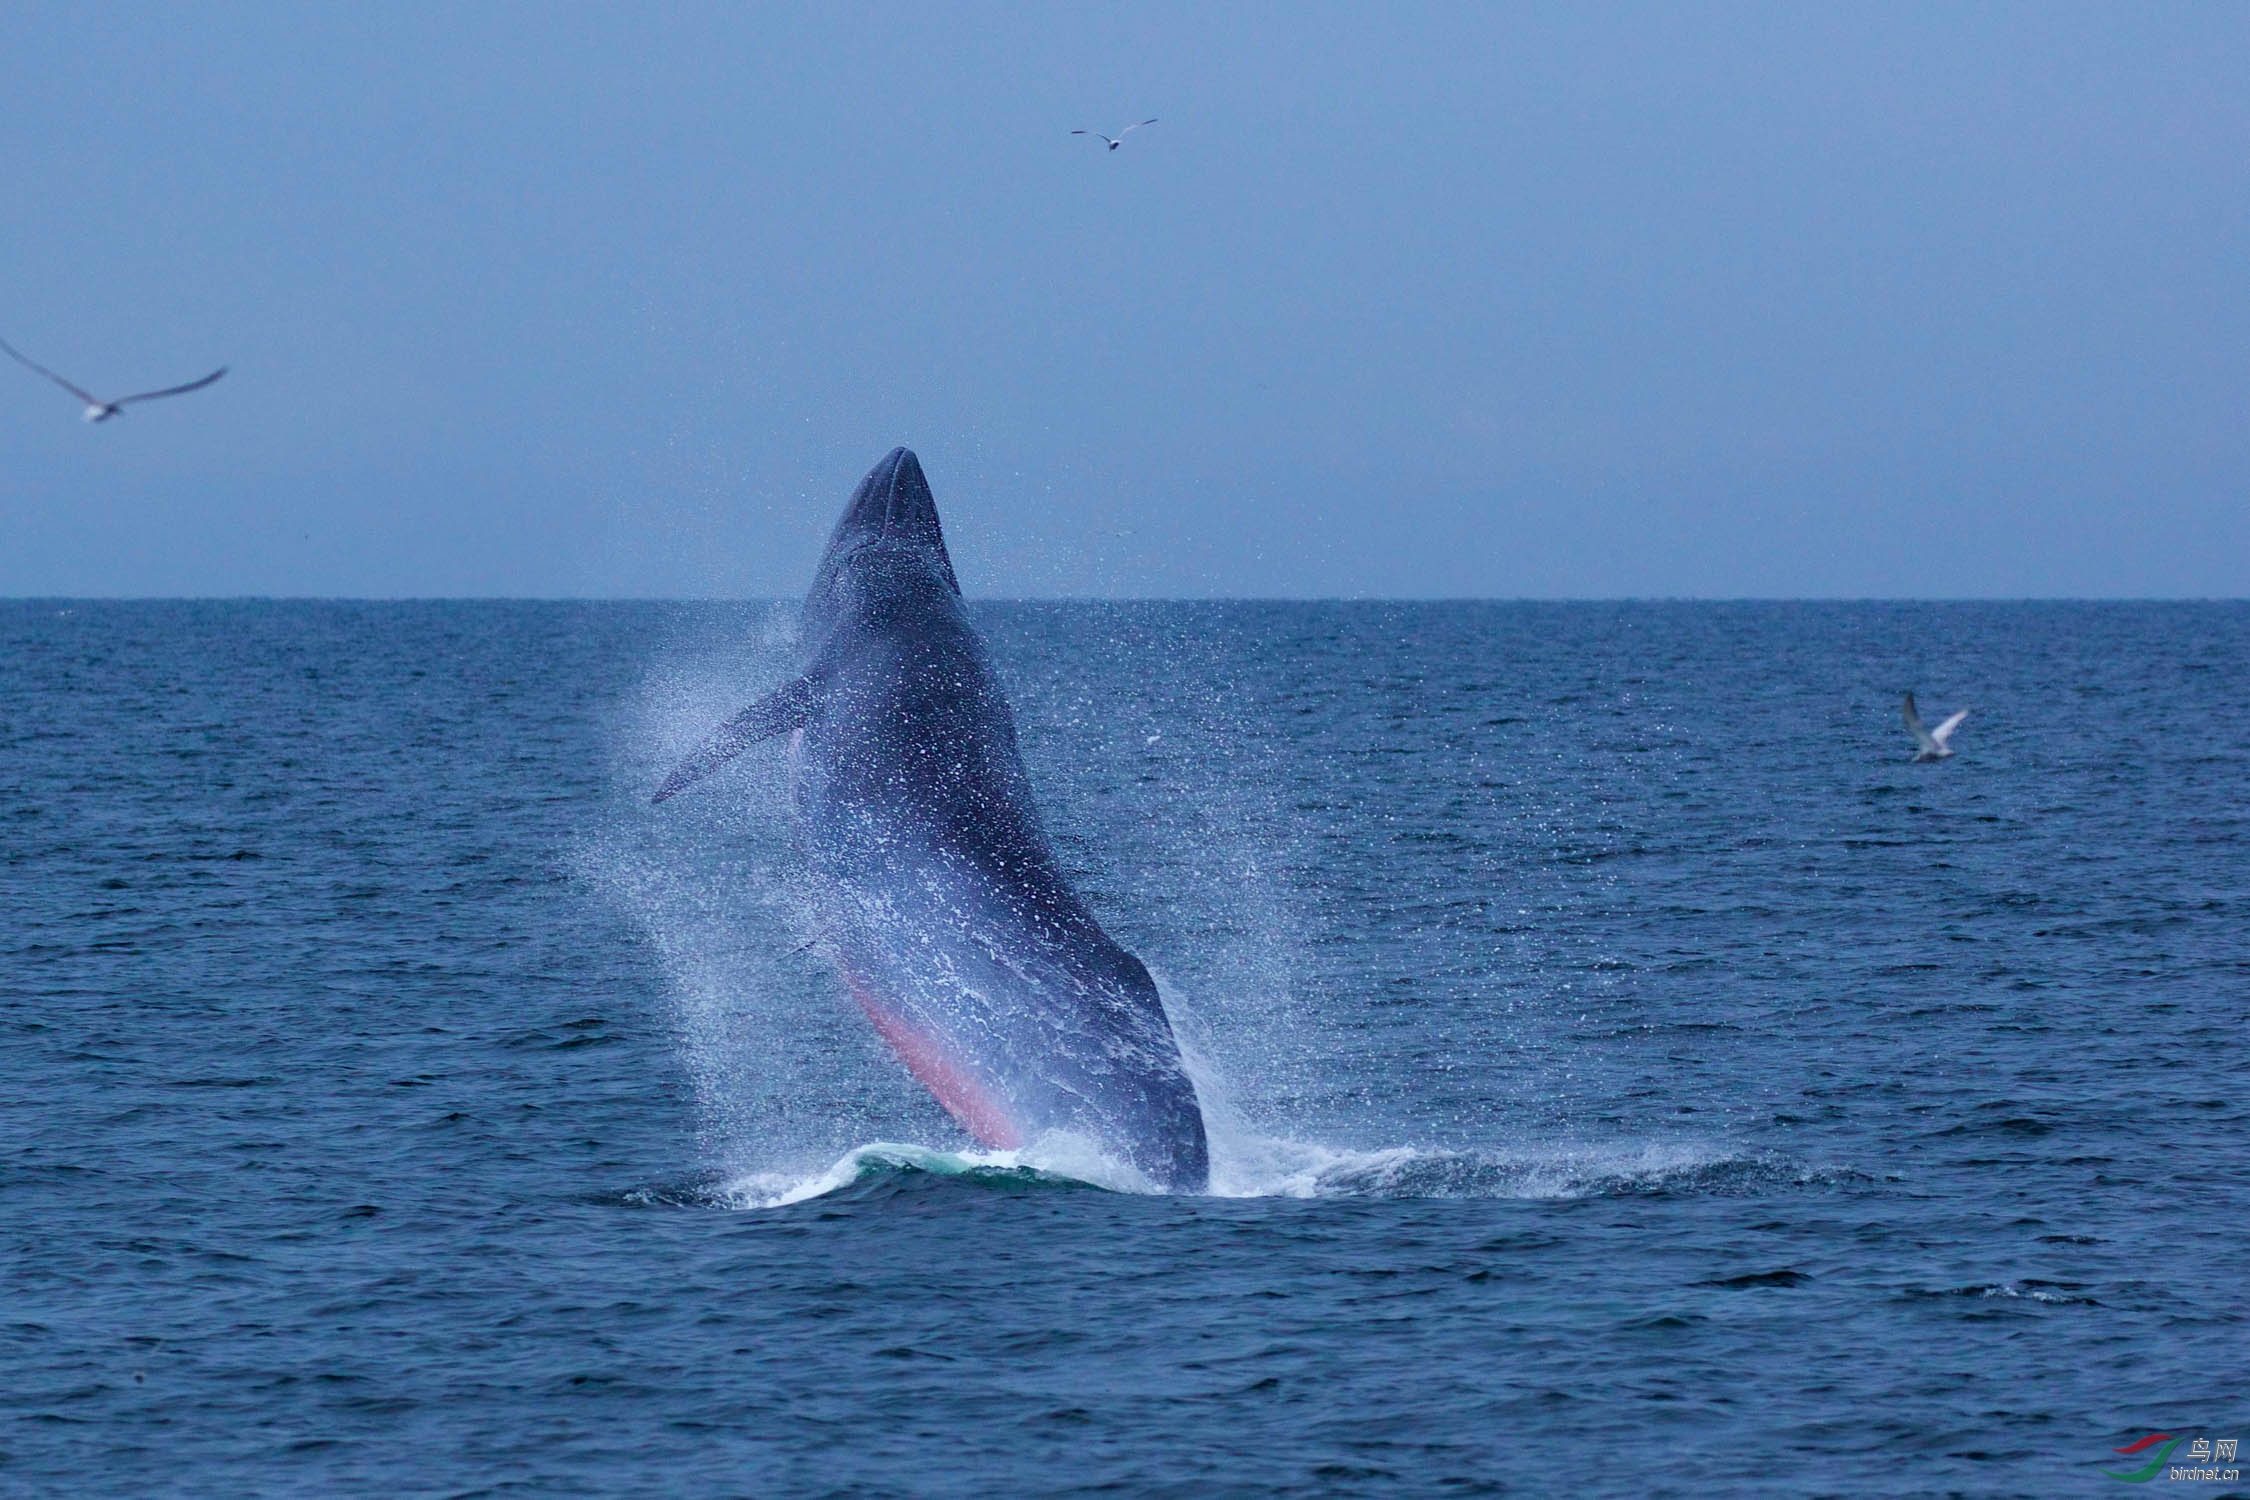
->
left=838, top=447, right=937, bottom=543
left=817, top=446, right=959, bottom=591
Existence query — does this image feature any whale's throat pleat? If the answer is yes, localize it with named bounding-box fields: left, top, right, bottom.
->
left=840, top=967, right=1024, bottom=1150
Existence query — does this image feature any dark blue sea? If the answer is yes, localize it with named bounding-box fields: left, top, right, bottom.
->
left=4, top=599, right=2245, bottom=1497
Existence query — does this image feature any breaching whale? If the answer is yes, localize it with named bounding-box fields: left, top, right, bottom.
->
left=654, top=448, right=1210, bottom=1190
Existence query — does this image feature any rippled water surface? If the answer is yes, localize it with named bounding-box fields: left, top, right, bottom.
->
left=4, top=600, right=2246, bottom=1497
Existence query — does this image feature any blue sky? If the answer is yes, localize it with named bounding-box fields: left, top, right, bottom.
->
left=3, top=4, right=2245, bottom=597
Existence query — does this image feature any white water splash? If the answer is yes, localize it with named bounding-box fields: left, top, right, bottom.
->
left=696, top=1127, right=1803, bottom=1207
left=712, top=1136, right=1162, bottom=1208
left=594, top=609, right=1754, bottom=1207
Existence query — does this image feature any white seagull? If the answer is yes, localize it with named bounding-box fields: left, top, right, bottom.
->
left=0, top=335, right=227, bottom=423
left=1072, top=118, right=1158, bottom=151
left=1902, top=692, right=1969, bottom=761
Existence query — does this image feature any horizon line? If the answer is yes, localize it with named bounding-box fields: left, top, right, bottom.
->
left=7, top=594, right=2248, bottom=606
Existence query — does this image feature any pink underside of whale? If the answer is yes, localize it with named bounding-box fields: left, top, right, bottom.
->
left=796, top=730, right=1027, bottom=1151
left=840, top=967, right=1026, bottom=1151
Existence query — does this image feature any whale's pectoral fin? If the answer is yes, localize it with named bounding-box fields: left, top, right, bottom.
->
left=651, top=674, right=823, bottom=804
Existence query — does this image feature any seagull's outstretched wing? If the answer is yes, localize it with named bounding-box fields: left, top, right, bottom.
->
left=1902, top=692, right=1940, bottom=755
left=1071, top=129, right=1114, bottom=143
left=115, top=367, right=227, bottom=407
left=0, top=335, right=100, bottom=405
left=1929, top=708, right=1969, bottom=749
left=1121, top=117, right=1158, bottom=134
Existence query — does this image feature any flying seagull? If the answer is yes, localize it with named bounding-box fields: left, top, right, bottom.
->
left=1902, top=692, right=1969, bottom=761
left=0, top=335, right=227, bottom=423
left=1072, top=118, right=1158, bottom=151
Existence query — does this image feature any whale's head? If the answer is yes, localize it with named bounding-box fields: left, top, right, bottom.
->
left=805, top=447, right=964, bottom=640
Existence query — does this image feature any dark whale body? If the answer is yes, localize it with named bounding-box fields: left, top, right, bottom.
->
left=655, top=448, right=1209, bottom=1190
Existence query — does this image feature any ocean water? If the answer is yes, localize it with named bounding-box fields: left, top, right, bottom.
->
left=3, top=598, right=2245, bottom=1497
